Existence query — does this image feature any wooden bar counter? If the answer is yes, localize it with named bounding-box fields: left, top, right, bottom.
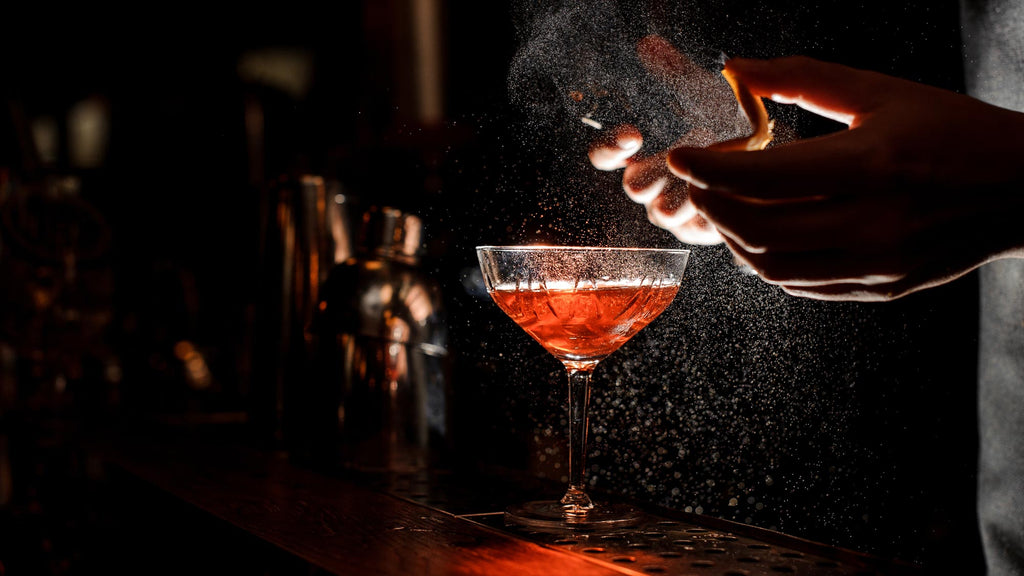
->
left=78, top=422, right=920, bottom=576
left=97, top=430, right=628, bottom=576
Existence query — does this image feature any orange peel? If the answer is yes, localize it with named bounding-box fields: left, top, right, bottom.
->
left=711, top=65, right=774, bottom=151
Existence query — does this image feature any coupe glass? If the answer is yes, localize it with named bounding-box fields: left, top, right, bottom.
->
left=476, top=245, right=690, bottom=529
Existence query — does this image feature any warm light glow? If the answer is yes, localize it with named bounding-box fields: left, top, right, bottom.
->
left=446, top=539, right=611, bottom=575
left=411, top=0, right=444, bottom=124
left=403, top=285, right=433, bottom=324
left=237, top=48, right=314, bottom=99
left=401, top=215, right=423, bottom=256
left=329, top=184, right=353, bottom=264
left=304, top=176, right=326, bottom=307
left=375, top=283, right=394, bottom=306
left=173, top=341, right=194, bottom=360
left=30, top=115, right=58, bottom=165
left=173, top=340, right=213, bottom=390
left=68, top=96, right=110, bottom=168
left=385, top=340, right=406, bottom=385
left=385, top=315, right=410, bottom=344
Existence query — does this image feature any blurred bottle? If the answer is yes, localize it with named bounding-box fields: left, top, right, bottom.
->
left=301, top=205, right=450, bottom=473
left=0, top=175, right=115, bottom=419
left=0, top=95, right=119, bottom=422
left=250, top=174, right=353, bottom=450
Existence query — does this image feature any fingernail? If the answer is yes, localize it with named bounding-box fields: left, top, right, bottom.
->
left=618, top=138, right=640, bottom=151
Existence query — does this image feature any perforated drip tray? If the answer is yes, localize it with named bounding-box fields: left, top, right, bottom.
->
left=361, top=468, right=922, bottom=576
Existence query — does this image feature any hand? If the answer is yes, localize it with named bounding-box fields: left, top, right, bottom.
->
left=668, top=56, right=1024, bottom=301
left=589, top=35, right=750, bottom=245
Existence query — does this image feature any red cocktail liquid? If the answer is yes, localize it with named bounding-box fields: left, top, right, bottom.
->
left=489, top=283, right=679, bottom=368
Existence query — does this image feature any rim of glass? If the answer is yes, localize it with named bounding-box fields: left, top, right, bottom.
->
left=476, top=245, right=690, bottom=254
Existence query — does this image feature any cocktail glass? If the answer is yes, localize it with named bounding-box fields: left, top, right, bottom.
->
left=476, top=245, right=690, bottom=529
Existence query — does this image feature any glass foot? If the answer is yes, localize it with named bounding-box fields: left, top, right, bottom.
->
left=505, top=500, right=644, bottom=531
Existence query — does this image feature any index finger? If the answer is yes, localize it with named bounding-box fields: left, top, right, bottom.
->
left=589, top=124, right=643, bottom=170
left=667, top=128, right=871, bottom=199
left=725, top=56, right=890, bottom=127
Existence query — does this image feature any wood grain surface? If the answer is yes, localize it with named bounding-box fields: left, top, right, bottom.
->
left=102, top=435, right=635, bottom=576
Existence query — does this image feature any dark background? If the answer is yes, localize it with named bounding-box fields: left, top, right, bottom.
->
left=0, top=1, right=981, bottom=574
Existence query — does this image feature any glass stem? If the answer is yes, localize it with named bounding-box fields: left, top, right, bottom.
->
left=561, top=366, right=595, bottom=516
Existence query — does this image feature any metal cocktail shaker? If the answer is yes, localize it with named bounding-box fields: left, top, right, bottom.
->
left=304, top=206, right=450, bottom=472
left=251, top=175, right=352, bottom=451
